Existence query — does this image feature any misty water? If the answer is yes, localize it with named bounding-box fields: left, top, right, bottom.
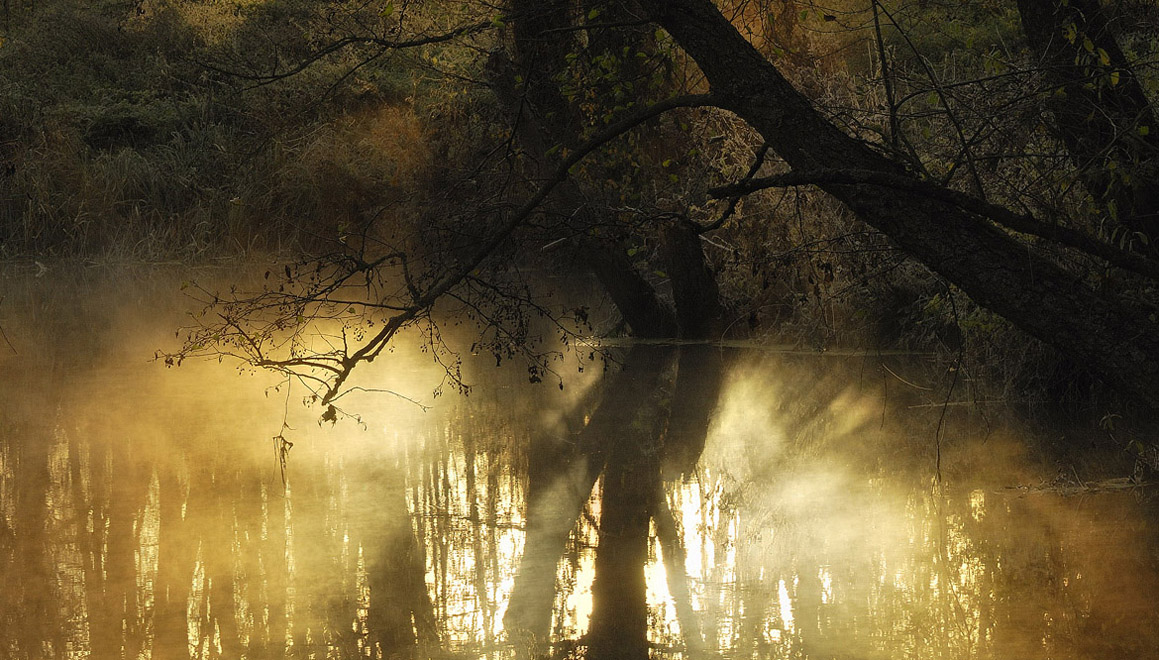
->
left=2, top=267, right=1158, bottom=660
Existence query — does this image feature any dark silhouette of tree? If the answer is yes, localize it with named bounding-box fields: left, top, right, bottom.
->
left=152, top=4, right=1159, bottom=653
left=152, top=7, right=1159, bottom=650
left=166, top=0, right=1159, bottom=413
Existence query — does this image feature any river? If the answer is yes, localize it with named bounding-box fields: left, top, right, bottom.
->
left=1, top=266, right=1156, bottom=659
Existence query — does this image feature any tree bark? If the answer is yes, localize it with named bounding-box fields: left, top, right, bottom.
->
left=640, top=0, right=1159, bottom=409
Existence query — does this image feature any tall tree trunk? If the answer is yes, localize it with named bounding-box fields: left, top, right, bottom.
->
left=95, top=439, right=146, bottom=659
left=652, top=492, right=706, bottom=657
left=208, top=466, right=241, bottom=660
left=366, top=455, right=438, bottom=658
left=586, top=422, right=659, bottom=660
left=11, top=415, right=55, bottom=659
left=498, top=5, right=728, bottom=655
left=640, top=0, right=1159, bottom=409
left=660, top=223, right=725, bottom=479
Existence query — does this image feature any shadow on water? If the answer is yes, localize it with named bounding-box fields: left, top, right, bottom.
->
left=2, top=268, right=1159, bottom=659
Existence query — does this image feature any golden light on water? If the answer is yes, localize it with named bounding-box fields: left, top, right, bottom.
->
left=2, top=275, right=1158, bottom=659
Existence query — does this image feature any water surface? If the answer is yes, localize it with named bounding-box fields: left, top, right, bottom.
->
left=1, top=268, right=1156, bottom=659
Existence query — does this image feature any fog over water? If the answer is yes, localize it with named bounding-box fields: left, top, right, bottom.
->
left=1, top=267, right=1157, bottom=659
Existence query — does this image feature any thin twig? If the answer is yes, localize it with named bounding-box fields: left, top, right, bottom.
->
left=934, top=284, right=964, bottom=484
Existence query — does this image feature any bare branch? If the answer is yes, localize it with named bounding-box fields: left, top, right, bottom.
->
left=196, top=19, right=495, bottom=86
left=700, top=143, right=769, bottom=233
left=296, top=93, right=715, bottom=405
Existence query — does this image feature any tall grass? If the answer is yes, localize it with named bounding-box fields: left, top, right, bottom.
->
left=0, top=0, right=428, bottom=261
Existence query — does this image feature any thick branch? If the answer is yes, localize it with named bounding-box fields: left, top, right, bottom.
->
left=642, top=0, right=1159, bottom=408
left=711, top=168, right=1159, bottom=281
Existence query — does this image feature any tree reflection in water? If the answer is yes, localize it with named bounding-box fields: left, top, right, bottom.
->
left=2, top=294, right=1159, bottom=659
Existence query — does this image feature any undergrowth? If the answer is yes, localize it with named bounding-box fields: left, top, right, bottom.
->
left=0, top=0, right=429, bottom=261
left=0, top=0, right=1151, bottom=439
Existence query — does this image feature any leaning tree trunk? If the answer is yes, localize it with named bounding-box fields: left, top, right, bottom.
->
left=639, top=0, right=1159, bottom=409
left=1017, top=0, right=1159, bottom=249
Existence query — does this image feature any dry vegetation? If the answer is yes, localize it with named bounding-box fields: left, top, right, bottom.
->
left=3, top=0, right=1158, bottom=422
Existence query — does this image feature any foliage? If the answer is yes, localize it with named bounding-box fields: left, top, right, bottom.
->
left=3, top=0, right=1159, bottom=416
left=0, top=0, right=443, bottom=258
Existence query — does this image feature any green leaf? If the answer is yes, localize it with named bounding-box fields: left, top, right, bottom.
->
left=1139, top=125, right=1150, bottom=136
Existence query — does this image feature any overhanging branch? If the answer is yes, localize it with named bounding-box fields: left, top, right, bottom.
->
left=710, top=168, right=1159, bottom=282
left=314, top=93, right=716, bottom=404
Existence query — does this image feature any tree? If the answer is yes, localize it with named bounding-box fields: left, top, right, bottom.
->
left=143, top=0, right=1159, bottom=656
left=645, top=0, right=1159, bottom=407
left=172, top=0, right=1159, bottom=412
